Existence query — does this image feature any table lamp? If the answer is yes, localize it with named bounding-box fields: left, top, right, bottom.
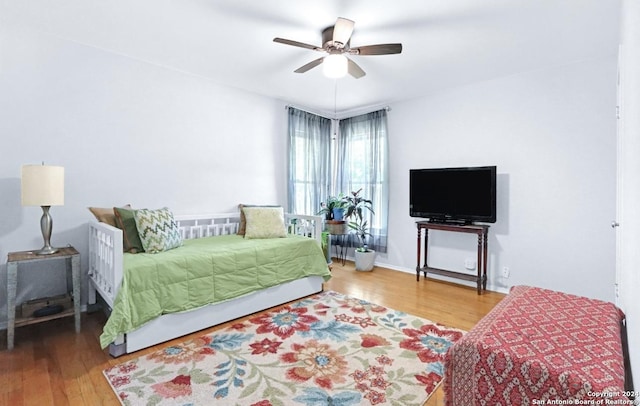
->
left=21, top=164, right=65, bottom=255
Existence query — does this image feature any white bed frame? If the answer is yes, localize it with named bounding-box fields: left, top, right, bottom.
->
left=88, top=212, right=325, bottom=357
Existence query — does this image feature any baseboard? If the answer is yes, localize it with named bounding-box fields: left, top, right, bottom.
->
left=372, top=260, right=510, bottom=295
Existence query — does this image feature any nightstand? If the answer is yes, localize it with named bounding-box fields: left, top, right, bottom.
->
left=6, top=246, right=81, bottom=350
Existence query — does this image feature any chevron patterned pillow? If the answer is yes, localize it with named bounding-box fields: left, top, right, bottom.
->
left=134, top=207, right=183, bottom=253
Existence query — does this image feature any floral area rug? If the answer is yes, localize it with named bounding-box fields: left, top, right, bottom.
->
left=103, top=291, right=464, bottom=406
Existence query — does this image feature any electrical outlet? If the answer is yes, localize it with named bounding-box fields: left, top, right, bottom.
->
left=502, top=266, right=510, bottom=278
left=464, top=259, right=476, bottom=270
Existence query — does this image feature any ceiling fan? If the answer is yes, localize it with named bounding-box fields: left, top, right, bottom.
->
left=273, top=17, right=402, bottom=79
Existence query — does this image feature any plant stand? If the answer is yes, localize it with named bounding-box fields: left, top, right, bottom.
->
left=354, top=250, right=376, bottom=272
left=326, top=220, right=347, bottom=235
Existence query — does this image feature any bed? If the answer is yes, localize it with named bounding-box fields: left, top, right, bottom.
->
left=443, top=285, right=630, bottom=405
left=88, top=211, right=331, bottom=357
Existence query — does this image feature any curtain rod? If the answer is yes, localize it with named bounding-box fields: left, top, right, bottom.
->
left=284, top=104, right=390, bottom=111
left=284, top=104, right=327, bottom=115
left=284, top=104, right=391, bottom=116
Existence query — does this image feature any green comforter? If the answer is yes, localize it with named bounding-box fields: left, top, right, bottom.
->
left=100, top=234, right=331, bottom=348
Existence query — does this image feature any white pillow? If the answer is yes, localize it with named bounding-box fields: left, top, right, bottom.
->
left=243, top=206, right=287, bottom=239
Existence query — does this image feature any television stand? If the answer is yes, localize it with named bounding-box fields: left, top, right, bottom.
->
left=416, top=221, right=489, bottom=295
left=427, top=219, right=470, bottom=226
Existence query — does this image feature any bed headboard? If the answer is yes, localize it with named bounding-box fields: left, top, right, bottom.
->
left=174, top=212, right=323, bottom=244
left=174, top=213, right=242, bottom=239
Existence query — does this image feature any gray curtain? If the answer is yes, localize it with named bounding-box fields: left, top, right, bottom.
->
left=337, top=109, right=389, bottom=252
left=287, top=107, right=332, bottom=216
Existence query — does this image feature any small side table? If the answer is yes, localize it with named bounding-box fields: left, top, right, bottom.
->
left=6, top=246, right=81, bottom=350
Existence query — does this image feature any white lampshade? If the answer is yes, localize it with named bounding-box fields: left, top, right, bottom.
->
left=21, top=165, right=65, bottom=206
left=323, top=54, right=348, bottom=78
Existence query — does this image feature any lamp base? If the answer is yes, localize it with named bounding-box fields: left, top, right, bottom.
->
left=36, top=205, right=58, bottom=255
left=35, top=245, right=58, bottom=255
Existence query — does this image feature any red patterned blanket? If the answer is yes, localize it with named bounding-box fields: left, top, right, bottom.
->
left=444, top=285, right=628, bottom=405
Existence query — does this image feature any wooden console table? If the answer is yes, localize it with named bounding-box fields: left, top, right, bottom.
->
left=416, top=221, right=489, bottom=294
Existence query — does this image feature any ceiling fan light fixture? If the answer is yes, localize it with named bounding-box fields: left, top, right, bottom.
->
left=323, top=54, right=348, bottom=78
left=275, top=17, right=402, bottom=79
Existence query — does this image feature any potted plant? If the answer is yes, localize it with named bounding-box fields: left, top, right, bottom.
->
left=318, top=194, right=348, bottom=234
left=345, top=189, right=376, bottom=271
left=343, top=188, right=374, bottom=223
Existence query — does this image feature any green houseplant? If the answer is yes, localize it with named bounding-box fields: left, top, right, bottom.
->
left=318, top=194, right=346, bottom=221
left=343, top=188, right=374, bottom=226
left=345, top=189, right=376, bottom=271
left=319, top=194, right=348, bottom=234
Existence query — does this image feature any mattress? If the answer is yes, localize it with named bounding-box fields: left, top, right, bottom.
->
left=100, top=234, right=331, bottom=348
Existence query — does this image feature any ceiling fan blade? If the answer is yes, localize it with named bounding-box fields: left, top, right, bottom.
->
left=347, top=58, right=366, bottom=79
left=333, top=17, right=355, bottom=46
left=273, top=37, right=322, bottom=51
left=351, top=43, right=403, bottom=55
left=294, top=57, right=325, bottom=73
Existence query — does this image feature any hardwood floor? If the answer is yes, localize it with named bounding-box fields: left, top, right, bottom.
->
left=0, top=260, right=505, bottom=405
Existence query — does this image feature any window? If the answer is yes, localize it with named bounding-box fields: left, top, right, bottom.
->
left=337, top=110, right=389, bottom=252
left=287, top=108, right=331, bottom=217
left=288, top=107, right=389, bottom=252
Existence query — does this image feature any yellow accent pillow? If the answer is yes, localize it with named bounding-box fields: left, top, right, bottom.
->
left=237, top=204, right=281, bottom=236
left=243, top=206, right=287, bottom=239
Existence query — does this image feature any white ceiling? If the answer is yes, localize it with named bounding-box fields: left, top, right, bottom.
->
left=3, top=0, right=621, bottom=117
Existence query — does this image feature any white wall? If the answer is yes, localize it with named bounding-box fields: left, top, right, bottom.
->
left=618, top=0, right=640, bottom=391
left=381, top=58, right=618, bottom=302
left=0, top=23, right=287, bottom=324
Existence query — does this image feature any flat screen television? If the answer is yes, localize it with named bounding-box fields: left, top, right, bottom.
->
left=409, top=165, right=497, bottom=224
